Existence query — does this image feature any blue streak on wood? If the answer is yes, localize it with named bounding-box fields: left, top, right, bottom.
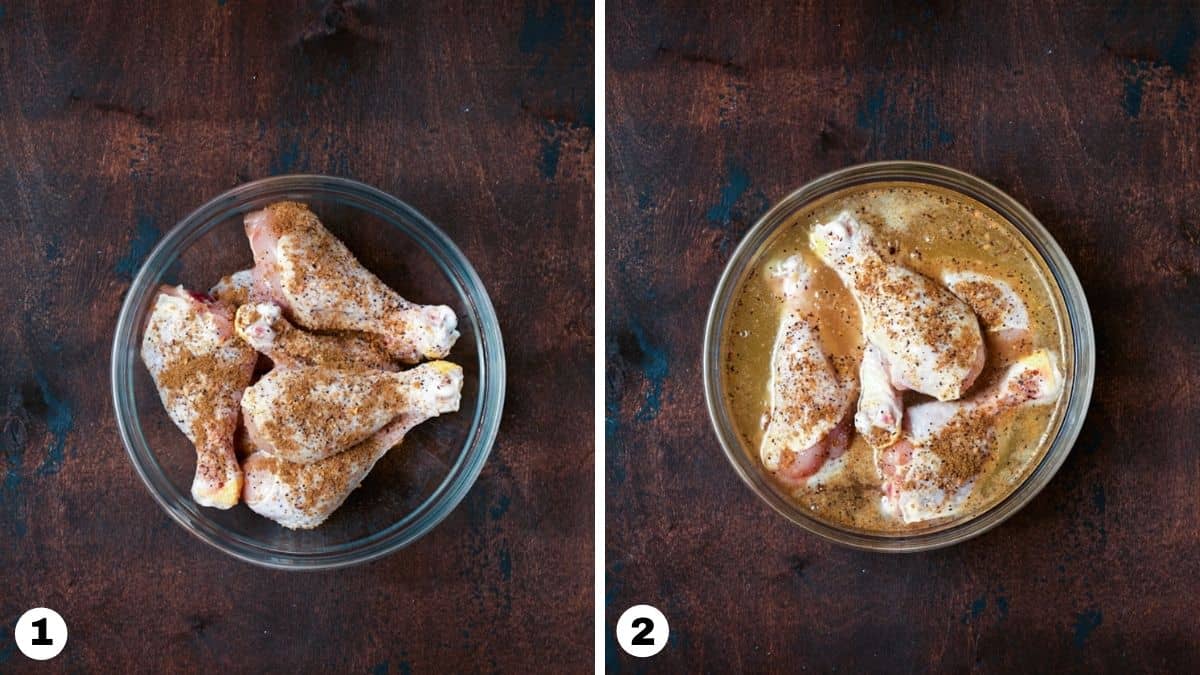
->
left=970, top=596, right=987, bottom=618
left=637, top=190, right=651, bottom=210
left=629, top=319, right=668, bottom=422
left=605, top=561, right=624, bottom=672
left=270, top=137, right=304, bottom=175
left=1, top=386, right=23, bottom=535
left=1073, top=609, right=1103, bottom=647
left=1122, top=68, right=1144, bottom=118
left=115, top=215, right=160, bottom=279
left=3, top=464, right=19, bottom=495
left=3, top=411, right=23, bottom=492
left=577, top=87, right=594, bottom=129
left=706, top=162, right=750, bottom=225
left=498, top=548, right=512, bottom=581
left=490, top=494, right=511, bottom=520
left=605, top=333, right=622, bottom=438
left=1162, top=7, right=1197, bottom=74
left=917, top=97, right=954, bottom=151
left=2, top=453, right=23, bottom=537
left=518, top=1, right=566, bottom=78
left=855, top=84, right=887, bottom=132
left=605, top=333, right=624, bottom=484
left=962, top=595, right=987, bottom=623
left=0, top=626, right=13, bottom=663
left=605, top=403, right=620, bottom=439
left=518, top=1, right=566, bottom=55
left=34, top=371, right=74, bottom=476
left=540, top=132, right=562, bottom=180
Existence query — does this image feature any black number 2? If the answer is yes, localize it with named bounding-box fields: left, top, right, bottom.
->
left=32, top=617, right=52, bottom=646
left=631, top=617, right=654, bottom=646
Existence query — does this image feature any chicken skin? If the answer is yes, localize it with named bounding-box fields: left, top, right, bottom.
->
left=244, top=202, right=458, bottom=363
left=241, top=361, right=458, bottom=464
left=141, top=286, right=257, bottom=508
left=856, top=271, right=1033, bottom=450
left=760, top=255, right=856, bottom=485
left=242, top=361, right=463, bottom=529
left=854, top=343, right=904, bottom=449
left=877, top=350, right=1062, bottom=523
left=210, top=269, right=259, bottom=308
left=811, top=212, right=985, bottom=401
left=943, top=270, right=1032, bottom=361
left=234, top=302, right=397, bottom=372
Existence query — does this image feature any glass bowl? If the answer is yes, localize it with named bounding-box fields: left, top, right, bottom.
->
left=112, top=175, right=505, bottom=569
left=703, top=161, right=1094, bottom=552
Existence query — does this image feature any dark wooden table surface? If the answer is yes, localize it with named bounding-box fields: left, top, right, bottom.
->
left=607, top=1, right=1199, bottom=672
left=0, top=1, right=592, bottom=671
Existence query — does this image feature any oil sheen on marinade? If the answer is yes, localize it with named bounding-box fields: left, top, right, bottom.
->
left=722, top=182, right=1070, bottom=532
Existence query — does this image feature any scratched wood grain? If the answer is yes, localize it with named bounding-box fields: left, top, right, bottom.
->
left=607, top=1, right=1200, bottom=672
left=0, top=1, right=593, bottom=671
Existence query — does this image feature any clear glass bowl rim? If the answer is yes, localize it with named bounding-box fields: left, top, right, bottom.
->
left=702, top=160, right=1095, bottom=552
left=111, top=174, right=506, bottom=570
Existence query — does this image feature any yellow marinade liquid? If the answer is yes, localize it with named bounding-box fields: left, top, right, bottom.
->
left=720, top=181, right=1071, bottom=532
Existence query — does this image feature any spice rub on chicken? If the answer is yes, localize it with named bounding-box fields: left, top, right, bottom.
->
left=760, top=255, right=856, bottom=485
left=242, top=361, right=462, bottom=529
left=141, top=286, right=257, bottom=509
left=241, top=362, right=459, bottom=464
left=245, top=202, right=459, bottom=363
left=877, top=350, right=1062, bottom=523
left=811, top=211, right=985, bottom=403
left=234, top=302, right=397, bottom=372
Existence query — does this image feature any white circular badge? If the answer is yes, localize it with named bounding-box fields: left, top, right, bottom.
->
left=14, top=608, right=67, bottom=661
left=615, top=604, right=669, bottom=658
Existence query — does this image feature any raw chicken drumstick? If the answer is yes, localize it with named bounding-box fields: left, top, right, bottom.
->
left=241, top=361, right=459, bottom=464
left=877, top=350, right=1062, bottom=524
left=234, top=302, right=397, bottom=372
left=811, top=212, right=985, bottom=402
left=942, top=271, right=1030, bottom=335
left=855, top=343, right=904, bottom=449
left=760, top=255, right=856, bottom=486
left=942, top=270, right=1032, bottom=362
left=244, top=202, right=458, bottom=363
left=856, top=270, right=1035, bottom=451
left=242, top=361, right=463, bottom=529
left=141, top=286, right=257, bottom=508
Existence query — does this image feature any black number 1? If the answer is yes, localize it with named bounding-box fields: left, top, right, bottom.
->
left=631, top=617, right=654, bottom=646
left=32, top=617, right=52, bottom=646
